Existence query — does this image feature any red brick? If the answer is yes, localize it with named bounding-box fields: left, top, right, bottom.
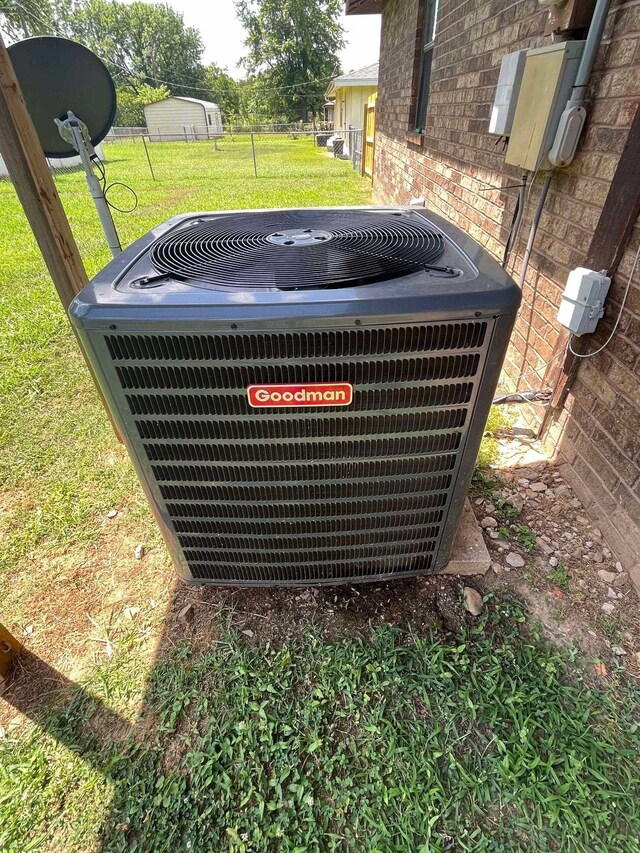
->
left=375, top=0, right=640, bottom=566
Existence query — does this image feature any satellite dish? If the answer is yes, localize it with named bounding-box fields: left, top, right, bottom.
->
left=8, top=36, right=116, bottom=159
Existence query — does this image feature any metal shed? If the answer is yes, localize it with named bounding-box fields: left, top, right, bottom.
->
left=143, top=96, right=223, bottom=142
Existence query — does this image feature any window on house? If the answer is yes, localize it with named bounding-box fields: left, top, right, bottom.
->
left=207, top=114, right=212, bottom=126
left=415, top=0, right=439, bottom=133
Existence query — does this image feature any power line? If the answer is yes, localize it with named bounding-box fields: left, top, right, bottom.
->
left=106, top=59, right=336, bottom=97
left=0, top=3, right=338, bottom=97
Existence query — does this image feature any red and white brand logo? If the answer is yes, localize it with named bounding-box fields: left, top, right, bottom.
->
left=248, top=382, right=353, bottom=408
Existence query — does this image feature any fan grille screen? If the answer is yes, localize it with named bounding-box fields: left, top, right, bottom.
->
left=148, top=210, right=447, bottom=289
left=104, top=322, right=491, bottom=585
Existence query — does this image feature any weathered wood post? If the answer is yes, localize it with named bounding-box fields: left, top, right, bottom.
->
left=0, top=34, right=121, bottom=439
left=0, top=624, right=22, bottom=686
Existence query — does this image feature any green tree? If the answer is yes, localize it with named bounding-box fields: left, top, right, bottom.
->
left=204, top=63, right=242, bottom=123
left=115, top=82, right=170, bottom=126
left=58, top=0, right=206, bottom=96
left=0, top=0, right=54, bottom=40
left=236, top=0, right=344, bottom=121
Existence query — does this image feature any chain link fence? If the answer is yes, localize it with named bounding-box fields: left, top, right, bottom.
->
left=0, top=132, right=371, bottom=271
left=350, top=128, right=364, bottom=175
left=99, top=125, right=363, bottom=173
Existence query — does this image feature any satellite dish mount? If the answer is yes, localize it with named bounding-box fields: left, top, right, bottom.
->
left=8, top=36, right=122, bottom=258
left=55, top=111, right=121, bottom=256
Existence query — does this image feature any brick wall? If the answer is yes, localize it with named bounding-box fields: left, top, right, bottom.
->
left=373, top=0, right=640, bottom=584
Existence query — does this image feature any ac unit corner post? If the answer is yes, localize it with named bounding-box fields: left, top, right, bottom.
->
left=69, top=207, right=521, bottom=587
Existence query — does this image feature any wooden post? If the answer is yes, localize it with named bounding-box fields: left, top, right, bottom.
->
left=0, top=34, right=87, bottom=307
left=0, top=35, right=121, bottom=441
left=542, top=102, right=640, bottom=426
left=0, top=623, right=22, bottom=685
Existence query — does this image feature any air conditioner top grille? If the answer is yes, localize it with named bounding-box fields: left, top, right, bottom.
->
left=148, top=209, right=447, bottom=290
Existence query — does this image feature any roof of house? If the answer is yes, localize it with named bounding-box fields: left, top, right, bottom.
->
left=345, top=0, right=383, bottom=14
left=144, top=96, right=220, bottom=110
left=325, top=62, right=378, bottom=97
left=329, top=62, right=379, bottom=88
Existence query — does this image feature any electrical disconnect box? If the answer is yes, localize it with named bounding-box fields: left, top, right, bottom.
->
left=505, top=40, right=585, bottom=171
left=489, top=49, right=527, bottom=136
left=557, top=267, right=611, bottom=336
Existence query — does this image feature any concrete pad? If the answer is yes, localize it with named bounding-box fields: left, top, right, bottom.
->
left=439, top=499, right=490, bottom=576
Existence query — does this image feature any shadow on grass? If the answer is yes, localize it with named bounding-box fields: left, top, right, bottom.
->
left=0, top=575, right=453, bottom=849
left=3, top=573, right=640, bottom=852
left=2, top=649, right=132, bottom=781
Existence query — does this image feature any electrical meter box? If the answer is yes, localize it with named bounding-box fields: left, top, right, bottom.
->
left=557, top=267, right=611, bottom=336
left=505, top=40, right=585, bottom=171
left=489, top=49, right=528, bottom=136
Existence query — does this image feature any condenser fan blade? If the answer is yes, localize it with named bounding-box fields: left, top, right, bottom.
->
left=149, top=209, right=447, bottom=289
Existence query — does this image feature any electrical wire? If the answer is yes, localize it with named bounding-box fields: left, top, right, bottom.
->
left=492, top=389, right=552, bottom=405
left=91, top=153, right=138, bottom=214
left=568, top=241, right=640, bottom=359
left=0, top=4, right=338, bottom=98
left=501, top=174, right=527, bottom=268
left=1, top=0, right=341, bottom=97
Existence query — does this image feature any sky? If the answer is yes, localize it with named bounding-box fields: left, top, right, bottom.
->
left=144, top=0, right=381, bottom=77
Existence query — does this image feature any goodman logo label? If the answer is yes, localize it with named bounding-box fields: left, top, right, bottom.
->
left=248, top=382, right=353, bottom=408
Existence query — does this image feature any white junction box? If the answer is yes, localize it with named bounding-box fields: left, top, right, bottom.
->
left=557, top=268, right=611, bottom=336
left=489, top=49, right=527, bottom=136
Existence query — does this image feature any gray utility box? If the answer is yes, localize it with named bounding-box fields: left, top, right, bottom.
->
left=506, top=40, right=585, bottom=171
left=70, top=207, right=520, bottom=587
left=557, top=267, right=611, bottom=336
left=489, top=49, right=527, bottom=136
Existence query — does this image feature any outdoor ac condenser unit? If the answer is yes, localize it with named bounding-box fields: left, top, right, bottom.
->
left=70, top=207, right=521, bottom=586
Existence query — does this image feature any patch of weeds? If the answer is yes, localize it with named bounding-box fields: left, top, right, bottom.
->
left=552, top=604, right=568, bottom=626
left=3, top=602, right=640, bottom=852
left=602, top=614, right=627, bottom=643
left=477, top=405, right=516, bottom=467
left=497, top=526, right=511, bottom=541
left=549, top=561, right=570, bottom=591
left=514, top=524, right=536, bottom=552
left=494, top=497, right=519, bottom=522
left=521, top=571, right=543, bottom=593
left=472, top=468, right=500, bottom=498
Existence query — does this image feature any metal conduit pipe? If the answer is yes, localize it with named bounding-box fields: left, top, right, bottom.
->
left=517, top=172, right=553, bottom=290
left=570, top=0, right=613, bottom=106
left=549, top=0, right=613, bottom=167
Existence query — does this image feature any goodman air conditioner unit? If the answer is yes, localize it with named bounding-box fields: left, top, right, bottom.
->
left=69, top=207, right=520, bottom=586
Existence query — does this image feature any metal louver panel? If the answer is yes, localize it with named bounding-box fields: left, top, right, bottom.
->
left=102, top=321, right=491, bottom=584
left=105, top=324, right=487, bottom=361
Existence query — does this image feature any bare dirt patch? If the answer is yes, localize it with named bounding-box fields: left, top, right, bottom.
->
left=1, top=505, right=173, bottom=727
left=4, top=433, right=639, bottom=731
left=158, top=574, right=463, bottom=654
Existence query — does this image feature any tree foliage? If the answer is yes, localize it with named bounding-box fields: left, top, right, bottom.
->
left=56, top=0, right=206, bottom=96
left=0, top=0, right=54, bottom=40
left=114, top=83, right=170, bottom=126
left=204, top=64, right=243, bottom=122
left=1, top=0, right=345, bottom=125
left=236, top=0, right=344, bottom=121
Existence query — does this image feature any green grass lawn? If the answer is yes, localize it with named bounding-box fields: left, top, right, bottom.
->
left=1, top=138, right=639, bottom=852
left=0, top=137, right=372, bottom=584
